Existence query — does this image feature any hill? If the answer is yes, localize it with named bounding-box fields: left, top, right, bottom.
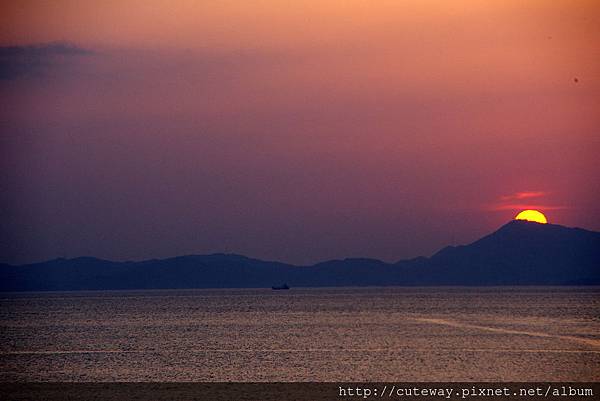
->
left=1, top=221, right=598, bottom=291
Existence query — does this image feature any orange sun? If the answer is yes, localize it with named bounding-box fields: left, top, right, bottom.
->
left=514, top=210, right=548, bottom=224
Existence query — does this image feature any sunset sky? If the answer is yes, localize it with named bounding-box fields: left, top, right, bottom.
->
left=1, top=1, right=599, bottom=265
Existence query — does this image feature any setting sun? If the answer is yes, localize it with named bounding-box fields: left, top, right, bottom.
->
left=515, top=210, right=548, bottom=224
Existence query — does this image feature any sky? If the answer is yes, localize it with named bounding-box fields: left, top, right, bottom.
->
left=1, top=1, right=599, bottom=265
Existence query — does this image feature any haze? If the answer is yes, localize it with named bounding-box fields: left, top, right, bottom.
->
left=1, top=1, right=599, bottom=265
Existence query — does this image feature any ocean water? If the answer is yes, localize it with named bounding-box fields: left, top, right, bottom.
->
left=0, top=287, right=599, bottom=381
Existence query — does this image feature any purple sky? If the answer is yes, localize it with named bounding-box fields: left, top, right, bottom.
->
left=1, top=1, right=599, bottom=265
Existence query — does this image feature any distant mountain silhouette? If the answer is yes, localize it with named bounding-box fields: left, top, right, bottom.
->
left=405, top=220, right=600, bottom=285
left=1, top=221, right=598, bottom=291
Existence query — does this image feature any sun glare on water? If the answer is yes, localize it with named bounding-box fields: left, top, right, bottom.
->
left=514, top=210, right=548, bottom=224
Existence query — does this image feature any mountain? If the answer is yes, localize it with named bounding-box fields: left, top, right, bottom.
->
left=1, top=221, right=598, bottom=291
left=405, top=220, right=600, bottom=285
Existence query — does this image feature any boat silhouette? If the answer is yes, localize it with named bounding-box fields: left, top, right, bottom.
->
left=271, top=283, right=290, bottom=290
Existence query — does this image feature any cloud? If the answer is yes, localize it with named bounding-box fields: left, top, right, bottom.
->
left=488, top=191, right=566, bottom=211
left=0, top=42, right=92, bottom=80
left=500, top=191, right=546, bottom=201
left=491, top=204, right=567, bottom=211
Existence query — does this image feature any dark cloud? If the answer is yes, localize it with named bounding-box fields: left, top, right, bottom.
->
left=0, top=42, right=92, bottom=80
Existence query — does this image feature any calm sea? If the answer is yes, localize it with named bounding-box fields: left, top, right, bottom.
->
left=1, top=287, right=599, bottom=381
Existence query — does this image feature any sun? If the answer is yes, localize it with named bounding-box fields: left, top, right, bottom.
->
left=514, top=209, right=547, bottom=224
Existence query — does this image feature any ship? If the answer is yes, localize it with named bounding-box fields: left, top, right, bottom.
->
left=271, top=283, right=290, bottom=290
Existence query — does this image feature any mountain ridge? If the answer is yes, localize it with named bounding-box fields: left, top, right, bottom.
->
left=1, top=220, right=599, bottom=291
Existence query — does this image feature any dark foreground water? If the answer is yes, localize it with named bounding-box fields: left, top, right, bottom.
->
left=1, top=287, right=599, bottom=381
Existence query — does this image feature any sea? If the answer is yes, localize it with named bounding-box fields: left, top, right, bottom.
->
left=1, top=287, right=599, bottom=381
